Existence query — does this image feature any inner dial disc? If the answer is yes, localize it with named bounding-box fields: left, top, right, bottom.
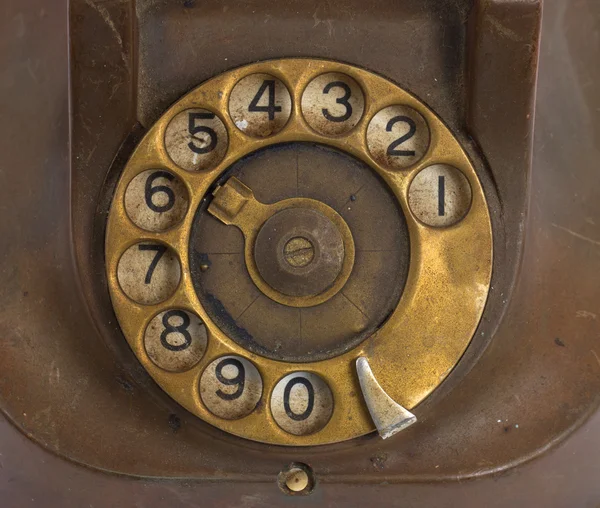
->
left=104, top=58, right=493, bottom=446
left=190, top=143, right=409, bottom=362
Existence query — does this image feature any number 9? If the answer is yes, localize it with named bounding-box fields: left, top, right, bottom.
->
left=215, top=358, right=246, bottom=400
left=200, top=356, right=263, bottom=420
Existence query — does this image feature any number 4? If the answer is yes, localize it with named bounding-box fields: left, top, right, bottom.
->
left=248, top=80, right=281, bottom=120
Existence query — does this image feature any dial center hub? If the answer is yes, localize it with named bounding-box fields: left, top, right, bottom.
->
left=254, top=207, right=346, bottom=298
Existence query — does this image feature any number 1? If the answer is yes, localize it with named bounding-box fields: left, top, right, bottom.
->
left=438, top=175, right=445, bottom=216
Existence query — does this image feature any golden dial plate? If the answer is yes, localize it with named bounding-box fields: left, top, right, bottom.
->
left=105, top=58, right=492, bottom=446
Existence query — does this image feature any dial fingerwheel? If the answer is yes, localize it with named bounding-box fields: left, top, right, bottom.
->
left=105, top=58, right=492, bottom=446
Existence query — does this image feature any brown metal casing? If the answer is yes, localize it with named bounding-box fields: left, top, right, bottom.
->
left=2, top=0, right=600, bottom=505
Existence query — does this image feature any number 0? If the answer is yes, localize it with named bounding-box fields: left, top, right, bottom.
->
left=283, top=377, right=315, bottom=421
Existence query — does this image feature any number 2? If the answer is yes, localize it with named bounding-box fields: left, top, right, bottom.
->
left=386, top=115, right=417, bottom=156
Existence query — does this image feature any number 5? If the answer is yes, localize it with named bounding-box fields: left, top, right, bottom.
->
left=188, top=112, right=218, bottom=154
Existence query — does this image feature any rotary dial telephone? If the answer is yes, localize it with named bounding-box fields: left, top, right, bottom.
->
left=4, top=0, right=600, bottom=504
left=106, top=59, right=491, bottom=446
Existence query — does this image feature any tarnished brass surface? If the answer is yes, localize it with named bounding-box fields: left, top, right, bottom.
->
left=105, top=58, right=493, bottom=445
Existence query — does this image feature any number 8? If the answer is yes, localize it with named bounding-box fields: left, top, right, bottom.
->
left=160, top=310, right=192, bottom=352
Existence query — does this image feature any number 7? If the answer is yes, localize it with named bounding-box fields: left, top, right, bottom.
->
left=138, top=244, right=167, bottom=284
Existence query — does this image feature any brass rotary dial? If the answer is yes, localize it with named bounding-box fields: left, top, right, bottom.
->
left=105, top=58, right=492, bottom=446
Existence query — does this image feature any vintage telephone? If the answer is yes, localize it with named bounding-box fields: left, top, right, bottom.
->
left=2, top=0, right=600, bottom=505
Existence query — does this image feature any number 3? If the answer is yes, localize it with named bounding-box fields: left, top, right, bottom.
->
left=322, top=81, right=352, bottom=123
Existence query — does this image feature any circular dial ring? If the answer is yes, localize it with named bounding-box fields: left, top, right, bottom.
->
left=105, top=59, right=493, bottom=446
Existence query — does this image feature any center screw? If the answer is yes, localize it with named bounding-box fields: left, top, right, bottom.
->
left=283, top=236, right=315, bottom=268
